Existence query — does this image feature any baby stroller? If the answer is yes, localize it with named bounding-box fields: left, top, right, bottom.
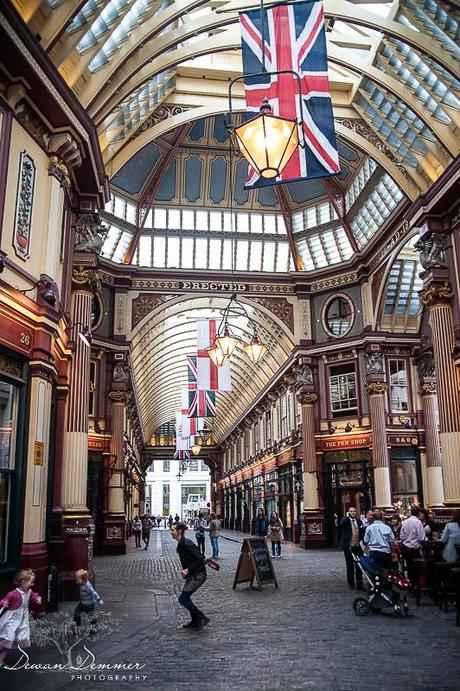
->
left=351, top=553, right=410, bottom=617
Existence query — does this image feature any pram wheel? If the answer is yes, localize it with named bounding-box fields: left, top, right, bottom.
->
left=353, top=597, right=370, bottom=616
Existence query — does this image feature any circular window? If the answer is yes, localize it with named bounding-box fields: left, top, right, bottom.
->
left=324, top=296, right=354, bottom=337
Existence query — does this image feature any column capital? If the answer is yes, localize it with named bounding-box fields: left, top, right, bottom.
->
left=419, top=382, right=437, bottom=396
left=109, top=390, right=128, bottom=404
left=296, top=390, right=318, bottom=406
left=71, top=265, right=101, bottom=295
left=420, top=280, right=453, bottom=307
left=29, top=359, right=57, bottom=382
left=364, top=381, right=388, bottom=395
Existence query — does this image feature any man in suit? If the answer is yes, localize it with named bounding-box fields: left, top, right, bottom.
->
left=339, top=507, right=364, bottom=590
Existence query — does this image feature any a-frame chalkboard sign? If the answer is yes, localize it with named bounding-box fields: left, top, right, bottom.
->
left=233, top=537, right=279, bottom=590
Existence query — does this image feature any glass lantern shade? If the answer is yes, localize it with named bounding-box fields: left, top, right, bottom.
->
left=234, top=104, right=299, bottom=179
left=206, top=343, right=227, bottom=366
left=190, top=437, right=202, bottom=455
left=214, top=328, right=240, bottom=357
left=243, top=334, right=268, bottom=364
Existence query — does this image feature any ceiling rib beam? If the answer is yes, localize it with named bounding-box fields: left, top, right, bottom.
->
left=274, top=186, right=304, bottom=271
left=321, top=176, right=359, bottom=254
left=87, top=2, right=458, bottom=126
left=123, top=122, right=191, bottom=263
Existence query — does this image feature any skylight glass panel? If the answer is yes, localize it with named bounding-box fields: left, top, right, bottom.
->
left=209, top=239, right=222, bottom=269
left=264, top=215, right=277, bottom=234
left=152, top=236, right=166, bottom=267
left=167, top=237, right=180, bottom=267
left=236, top=240, right=249, bottom=270
left=195, top=238, right=208, bottom=267
left=182, top=238, right=194, bottom=269
left=276, top=243, right=290, bottom=272
left=112, top=231, right=133, bottom=262
left=350, top=173, right=404, bottom=248
left=209, top=211, right=221, bottom=231
left=250, top=241, right=263, bottom=271
left=138, top=235, right=152, bottom=266
left=262, top=242, right=276, bottom=272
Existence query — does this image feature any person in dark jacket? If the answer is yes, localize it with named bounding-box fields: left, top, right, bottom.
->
left=254, top=507, right=269, bottom=536
left=171, top=522, right=209, bottom=629
left=338, top=507, right=365, bottom=590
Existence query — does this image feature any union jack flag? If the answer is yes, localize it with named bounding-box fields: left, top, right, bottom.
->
left=239, top=0, right=340, bottom=187
left=187, top=356, right=217, bottom=418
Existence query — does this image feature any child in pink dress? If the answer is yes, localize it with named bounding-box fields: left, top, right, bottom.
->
left=0, top=568, right=42, bottom=667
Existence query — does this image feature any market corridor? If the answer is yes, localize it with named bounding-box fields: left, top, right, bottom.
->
left=4, top=530, right=459, bottom=691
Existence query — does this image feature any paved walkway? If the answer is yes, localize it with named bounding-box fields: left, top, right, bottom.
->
left=2, top=530, right=460, bottom=690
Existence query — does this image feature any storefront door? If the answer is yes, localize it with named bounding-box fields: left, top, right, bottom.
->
left=323, top=449, right=372, bottom=547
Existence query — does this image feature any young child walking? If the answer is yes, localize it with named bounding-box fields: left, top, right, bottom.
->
left=0, top=568, right=42, bottom=668
left=74, top=569, right=104, bottom=635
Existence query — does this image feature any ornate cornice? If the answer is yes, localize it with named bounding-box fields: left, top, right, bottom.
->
left=296, top=391, right=318, bottom=406
left=365, top=382, right=388, bottom=395
left=419, top=281, right=453, bottom=306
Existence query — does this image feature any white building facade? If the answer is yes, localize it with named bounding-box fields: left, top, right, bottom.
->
left=145, top=458, right=211, bottom=518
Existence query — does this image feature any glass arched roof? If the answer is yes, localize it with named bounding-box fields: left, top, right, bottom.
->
left=21, top=0, right=457, bottom=274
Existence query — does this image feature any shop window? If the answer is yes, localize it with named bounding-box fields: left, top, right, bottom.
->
left=390, top=447, right=420, bottom=511
left=162, top=483, right=170, bottom=514
left=281, top=394, right=288, bottom=439
left=244, top=429, right=250, bottom=460
left=266, top=410, right=272, bottom=446
left=254, top=419, right=259, bottom=453
left=189, top=459, right=198, bottom=471
left=0, top=380, right=19, bottom=563
left=163, top=460, right=170, bottom=473
left=88, top=361, right=97, bottom=417
left=329, top=364, right=358, bottom=418
left=389, top=359, right=409, bottom=412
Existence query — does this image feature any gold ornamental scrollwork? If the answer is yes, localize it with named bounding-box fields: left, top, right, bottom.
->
left=365, top=382, right=388, bottom=394
left=296, top=391, right=318, bottom=406
left=419, top=281, right=453, bottom=306
left=109, top=391, right=128, bottom=404
left=419, top=383, right=437, bottom=396
left=72, top=266, right=101, bottom=294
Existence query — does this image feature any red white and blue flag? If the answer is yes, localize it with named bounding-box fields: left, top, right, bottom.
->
left=196, top=320, right=231, bottom=391
left=239, top=0, right=340, bottom=188
left=187, top=356, right=217, bottom=418
left=174, top=391, right=204, bottom=458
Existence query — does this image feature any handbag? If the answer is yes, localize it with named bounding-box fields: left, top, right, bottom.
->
left=205, top=558, right=220, bottom=571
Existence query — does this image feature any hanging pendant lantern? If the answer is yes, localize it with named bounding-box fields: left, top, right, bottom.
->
left=190, top=436, right=202, bottom=455
left=214, top=326, right=240, bottom=357
left=205, top=342, right=227, bottom=367
left=243, top=333, right=268, bottom=364
left=233, top=99, right=299, bottom=179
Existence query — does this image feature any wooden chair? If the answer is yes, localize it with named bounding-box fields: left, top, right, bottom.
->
left=412, top=557, right=435, bottom=606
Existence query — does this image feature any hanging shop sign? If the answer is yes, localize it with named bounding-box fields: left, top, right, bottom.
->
left=321, top=434, right=372, bottom=450
left=388, top=434, right=419, bottom=446
left=233, top=538, right=279, bottom=591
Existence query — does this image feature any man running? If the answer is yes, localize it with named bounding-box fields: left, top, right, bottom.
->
left=171, top=522, right=209, bottom=629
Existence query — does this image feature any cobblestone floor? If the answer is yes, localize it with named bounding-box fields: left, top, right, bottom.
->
left=2, top=530, right=460, bottom=691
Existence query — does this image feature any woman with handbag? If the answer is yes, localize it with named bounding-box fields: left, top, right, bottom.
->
left=267, top=511, right=284, bottom=559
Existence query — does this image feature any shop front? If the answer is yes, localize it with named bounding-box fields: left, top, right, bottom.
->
left=278, top=464, right=294, bottom=541
left=0, top=350, right=28, bottom=593
left=252, top=473, right=264, bottom=531
left=322, top=435, right=373, bottom=547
